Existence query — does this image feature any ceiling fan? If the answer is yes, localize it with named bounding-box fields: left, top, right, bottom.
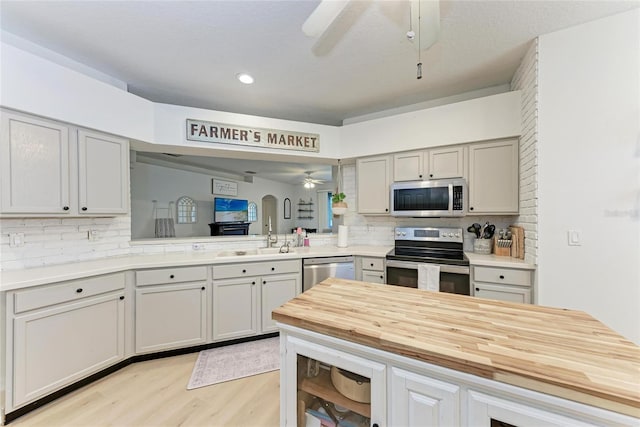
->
left=302, top=0, right=440, bottom=52
left=302, top=171, right=325, bottom=189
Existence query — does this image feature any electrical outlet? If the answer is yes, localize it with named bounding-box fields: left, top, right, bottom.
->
left=88, top=230, right=101, bottom=241
left=9, top=233, right=25, bottom=248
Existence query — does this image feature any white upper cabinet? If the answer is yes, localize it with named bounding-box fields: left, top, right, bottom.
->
left=78, top=130, right=128, bottom=214
left=1, top=111, right=71, bottom=214
left=393, top=147, right=463, bottom=182
left=0, top=110, right=129, bottom=216
left=468, top=139, right=519, bottom=214
left=357, top=155, right=391, bottom=214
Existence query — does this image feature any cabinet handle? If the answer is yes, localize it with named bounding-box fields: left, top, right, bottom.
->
left=119, top=296, right=125, bottom=300
left=76, top=288, right=83, bottom=293
left=419, top=174, right=422, bottom=178
left=242, top=269, right=247, bottom=273
left=499, top=275, right=505, bottom=279
left=373, top=424, right=379, bottom=427
left=170, top=274, right=175, bottom=279
left=385, top=208, right=388, bottom=212
left=81, top=207, right=87, bottom=211
left=252, top=281, right=256, bottom=285
left=201, top=286, right=205, bottom=290
left=271, top=267, right=275, bottom=271
left=430, top=174, right=433, bottom=178
left=263, top=280, right=267, bottom=285
left=469, top=206, right=474, bottom=211
left=63, top=206, right=70, bottom=211
left=475, top=287, right=480, bottom=291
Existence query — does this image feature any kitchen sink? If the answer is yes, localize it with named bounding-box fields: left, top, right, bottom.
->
left=216, top=247, right=295, bottom=257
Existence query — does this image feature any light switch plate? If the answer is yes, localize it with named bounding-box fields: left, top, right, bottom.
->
left=568, top=230, right=581, bottom=246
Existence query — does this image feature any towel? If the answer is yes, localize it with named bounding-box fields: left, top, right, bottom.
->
left=417, top=264, right=440, bottom=292
left=155, top=218, right=175, bottom=238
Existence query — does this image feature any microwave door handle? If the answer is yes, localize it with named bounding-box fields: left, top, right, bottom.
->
left=448, top=183, right=454, bottom=211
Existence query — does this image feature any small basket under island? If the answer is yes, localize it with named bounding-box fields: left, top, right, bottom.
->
left=273, top=278, right=639, bottom=426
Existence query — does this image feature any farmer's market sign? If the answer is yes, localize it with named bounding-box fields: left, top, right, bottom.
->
left=186, top=119, right=319, bottom=153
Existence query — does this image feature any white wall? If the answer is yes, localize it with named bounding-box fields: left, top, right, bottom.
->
left=130, top=161, right=300, bottom=238
left=339, top=91, right=522, bottom=159
left=0, top=42, right=155, bottom=142
left=537, top=9, right=640, bottom=343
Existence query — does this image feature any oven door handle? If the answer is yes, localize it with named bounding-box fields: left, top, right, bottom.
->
left=386, top=260, right=470, bottom=275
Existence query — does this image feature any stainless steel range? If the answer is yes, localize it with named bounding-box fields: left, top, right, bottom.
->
left=386, top=226, right=470, bottom=295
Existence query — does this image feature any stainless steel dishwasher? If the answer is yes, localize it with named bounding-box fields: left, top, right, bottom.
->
left=303, top=256, right=355, bottom=291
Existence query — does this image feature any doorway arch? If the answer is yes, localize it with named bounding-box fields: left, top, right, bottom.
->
left=262, top=195, right=277, bottom=234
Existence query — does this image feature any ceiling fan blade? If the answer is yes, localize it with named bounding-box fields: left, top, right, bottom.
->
left=302, top=0, right=351, bottom=38
left=411, top=0, right=440, bottom=51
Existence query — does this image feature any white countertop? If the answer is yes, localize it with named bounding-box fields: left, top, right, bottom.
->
left=1, top=245, right=536, bottom=292
left=464, top=252, right=536, bottom=269
left=0, top=245, right=393, bottom=291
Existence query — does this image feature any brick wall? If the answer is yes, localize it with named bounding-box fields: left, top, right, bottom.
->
left=0, top=216, right=131, bottom=270
left=510, top=39, right=539, bottom=265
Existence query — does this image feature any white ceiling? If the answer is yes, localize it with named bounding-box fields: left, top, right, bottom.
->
left=1, top=0, right=637, bottom=183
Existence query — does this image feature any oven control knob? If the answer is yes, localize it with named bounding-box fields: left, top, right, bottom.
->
left=402, top=232, right=406, bottom=236
left=396, top=231, right=402, bottom=236
left=449, top=233, right=454, bottom=237
left=455, top=233, right=460, bottom=237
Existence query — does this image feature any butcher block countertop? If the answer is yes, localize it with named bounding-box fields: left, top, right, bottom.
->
left=272, top=278, right=640, bottom=418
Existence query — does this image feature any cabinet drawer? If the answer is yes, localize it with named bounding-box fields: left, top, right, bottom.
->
left=13, top=273, right=125, bottom=313
left=213, top=259, right=300, bottom=280
left=136, top=266, right=207, bottom=286
left=361, top=257, right=384, bottom=271
left=473, top=266, right=531, bottom=286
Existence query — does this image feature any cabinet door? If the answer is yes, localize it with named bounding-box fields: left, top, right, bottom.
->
left=468, top=139, right=518, bottom=214
left=78, top=130, right=129, bottom=214
left=12, top=293, right=124, bottom=407
left=213, top=277, right=258, bottom=340
left=474, top=283, right=531, bottom=304
left=467, top=390, right=595, bottom=426
left=390, top=367, right=460, bottom=427
left=393, top=151, right=423, bottom=181
left=428, top=146, right=463, bottom=179
left=362, top=270, right=385, bottom=284
left=261, top=273, right=300, bottom=334
left=1, top=111, right=71, bottom=214
left=357, top=156, right=391, bottom=214
left=135, top=282, right=208, bottom=353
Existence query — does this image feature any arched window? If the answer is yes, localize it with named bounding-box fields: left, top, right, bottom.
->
left=248, top=201, right=258, bottom=222
left=176, top=196, right=197, bottom=224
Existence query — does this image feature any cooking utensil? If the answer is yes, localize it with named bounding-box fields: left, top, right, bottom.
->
left=484, top=224, right=496, bottom=239
left=467, top=223, right=481, bottom=238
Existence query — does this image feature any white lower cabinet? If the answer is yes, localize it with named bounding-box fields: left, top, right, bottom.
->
left=466, top=390, right=595, bottom=426
left=472, top=266, right=533, bottom=304
left=213, top=276, right=258, bottom=340
left=135, top=282, right=208, bottom=353
left=390, top=367, right=460, bottom=426
left=213, top=260, right=301, bottom=341
left=135, top=266, right=208, bottom=354
left=358, top=256, right=386, bottom=284
left=10, top=285, right=125, bottom=409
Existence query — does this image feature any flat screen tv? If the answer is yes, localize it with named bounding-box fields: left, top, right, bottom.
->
left=214, top=197, right=248, bottom=223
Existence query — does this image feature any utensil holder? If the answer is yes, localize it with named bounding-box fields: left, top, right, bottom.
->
left=473, top=238, right=492, bottom=255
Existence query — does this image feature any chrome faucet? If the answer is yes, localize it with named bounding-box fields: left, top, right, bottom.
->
left=266, top=216, right=277, bottom=248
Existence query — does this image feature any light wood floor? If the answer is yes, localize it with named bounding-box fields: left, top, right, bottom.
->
left=11, top=352, right=280, bottom=427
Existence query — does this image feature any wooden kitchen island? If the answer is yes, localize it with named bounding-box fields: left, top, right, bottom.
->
left=273, top=278, right=640, bottom=426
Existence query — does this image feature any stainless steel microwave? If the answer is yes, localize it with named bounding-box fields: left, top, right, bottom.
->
left=390, top=178, right=467, bottom=217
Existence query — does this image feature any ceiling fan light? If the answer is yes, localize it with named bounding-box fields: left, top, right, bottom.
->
left=236, top=73, right=254, bottom=84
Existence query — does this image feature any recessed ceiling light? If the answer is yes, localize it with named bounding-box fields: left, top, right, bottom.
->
left=237, top=73, right=254, bottom=84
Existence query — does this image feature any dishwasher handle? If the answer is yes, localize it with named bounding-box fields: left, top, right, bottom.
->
left=303, top=256, right=355, bottom=265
